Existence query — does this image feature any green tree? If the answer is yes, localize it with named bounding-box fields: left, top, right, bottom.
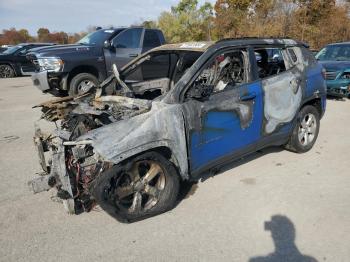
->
left=158, top=0, right=214, bottom=43
left=37, top=28, right=50, bottom=42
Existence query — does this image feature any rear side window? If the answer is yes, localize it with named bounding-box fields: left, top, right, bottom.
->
left=254, top=47, right=287, bottom=79
left=141, top=54, right=170, bottom=80
left=288, top=48, right=298, bottom=63
left=112, top=28, right=143, bottom=48
left=143, top=30, right=161, bottom=48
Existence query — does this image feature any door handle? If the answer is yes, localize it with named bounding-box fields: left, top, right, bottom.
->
left=240, top=92, right=256, bottom=101
left=129, top=54, right=138, bottom=58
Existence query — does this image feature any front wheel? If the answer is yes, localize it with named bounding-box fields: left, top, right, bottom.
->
left=68, top=73, right=99, bottom=96
left=0, top=64, right=15, bottom=78
left=91, top=152, right=180, bottom=223
left=286, top=105, right=320, bottom=153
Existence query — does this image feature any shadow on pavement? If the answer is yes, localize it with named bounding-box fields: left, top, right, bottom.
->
left=249, top=215, right=318, bottom=262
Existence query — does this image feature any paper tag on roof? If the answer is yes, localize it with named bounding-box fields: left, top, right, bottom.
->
left=180, top=42, right=207, bottom=49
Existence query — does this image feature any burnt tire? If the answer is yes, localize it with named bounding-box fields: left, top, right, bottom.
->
left=91, top=151, right=180, bottom=223
left=68, top=73, right=99, bottom=96
left=285, top=105, right=320, bottom=153
left=0, top=64, right=15, bottom=78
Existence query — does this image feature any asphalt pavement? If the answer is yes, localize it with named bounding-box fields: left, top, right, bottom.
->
left=0, top=77, right=349, bottom=262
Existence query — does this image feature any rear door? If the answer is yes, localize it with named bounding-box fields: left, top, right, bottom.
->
left=253, top=46, right=303, bottom=136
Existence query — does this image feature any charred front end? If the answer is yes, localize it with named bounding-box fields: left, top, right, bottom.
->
left=29, top=94, right=152, bottom=214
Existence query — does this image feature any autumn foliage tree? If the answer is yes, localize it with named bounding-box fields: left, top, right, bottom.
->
left=212, top=0, right=350, bottom=49
left=0, top=28, right=85, bottom=45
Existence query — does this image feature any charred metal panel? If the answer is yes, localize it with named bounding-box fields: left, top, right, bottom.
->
left=262, top=70, right=302, bottom=134
left=260, top=47, right=311, bottom=135
left=78, top=102, right=189, bottom=179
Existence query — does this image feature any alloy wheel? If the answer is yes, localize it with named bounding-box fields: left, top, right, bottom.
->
left=77, top=80, right=95, bottom=94
left=0, top=65, right=14, bottom=78
left=106, top=160, right=166, bottom=214
left=298, top=113, right=317, bottom=146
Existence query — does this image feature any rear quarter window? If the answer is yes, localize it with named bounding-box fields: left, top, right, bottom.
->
left=143, top=30, right=161, bottom=48
left=287, top=48, right=298, bottom=63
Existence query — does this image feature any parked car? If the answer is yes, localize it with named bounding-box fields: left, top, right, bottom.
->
left=29, top=38, right=326, bottom=222
left=0, top=45, right=13, bottom=53
left=316, top=42, right=350, bottom=98
left=0, top=43, right=55, bottom=78
left=28, top=27, right=165, bottom=96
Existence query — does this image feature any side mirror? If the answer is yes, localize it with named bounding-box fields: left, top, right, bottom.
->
left=103, top=40, right=112, bottom=49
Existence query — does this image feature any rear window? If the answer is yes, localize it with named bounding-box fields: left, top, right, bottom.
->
left=143, top=30, right=161, bottom=48
left=112, top=28, right=143, bottom=49
left=254, top=47, right=287, bottom=79
left=288, top=48, right=298, bottom=63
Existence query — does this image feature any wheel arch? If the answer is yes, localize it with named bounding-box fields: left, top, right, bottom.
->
left=301, top=97, right=322, bottom=117
left=101, top=142, right=189, bottom=181
left=67, top=65, right=100, bottom=88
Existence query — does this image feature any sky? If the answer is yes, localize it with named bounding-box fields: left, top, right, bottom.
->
left=0, top=0, right=216, bottom=35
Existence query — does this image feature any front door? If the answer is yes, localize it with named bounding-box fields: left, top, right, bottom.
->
left=182, top=48, right=264, bottom=173
left=104, top=28, right=144, bottom=72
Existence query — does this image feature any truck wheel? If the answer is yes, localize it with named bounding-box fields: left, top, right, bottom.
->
left=285, top=105, right=320, bottom=153
left=0, top=64, right=15, bottom=78
left=91, top=151, right=180, bottom=223
left=69, top=73, right=99, bottom=96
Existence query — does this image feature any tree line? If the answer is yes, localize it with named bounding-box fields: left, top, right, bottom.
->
left=1, top=0, right=350, bottom=49
left=155, top=0, right=350, bottom=49
left=0, top=27, right=87, bottom=45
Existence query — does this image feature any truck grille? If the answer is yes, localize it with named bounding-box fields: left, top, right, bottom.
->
left=325, top=70, right=338, bottom=80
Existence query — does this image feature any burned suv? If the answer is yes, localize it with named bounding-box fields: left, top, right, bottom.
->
left=30, top=39, right=326, bottom=222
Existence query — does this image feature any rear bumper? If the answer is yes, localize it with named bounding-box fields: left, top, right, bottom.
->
left=31, top=71, right=51, bottom=91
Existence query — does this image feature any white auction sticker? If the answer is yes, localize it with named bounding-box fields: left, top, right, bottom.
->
left=180, top=42, right=207, bottom=49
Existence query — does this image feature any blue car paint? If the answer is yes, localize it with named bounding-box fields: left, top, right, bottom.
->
left=190, top=81, right=263, bottom=171
left=305, top=65, right=327, bottom=115
left=305, top=65, right=326, bottom=98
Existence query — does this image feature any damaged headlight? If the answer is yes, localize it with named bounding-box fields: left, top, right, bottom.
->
left=38, top=57, right=64, bottom=72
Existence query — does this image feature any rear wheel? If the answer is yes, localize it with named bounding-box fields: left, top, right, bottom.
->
left=68, top=73, right=99, bottom=96
left=91, top=151, right=180, bottom=223
left=0, top=64, right=15, bottom=78
left=286, top=105, right=320, bottom=153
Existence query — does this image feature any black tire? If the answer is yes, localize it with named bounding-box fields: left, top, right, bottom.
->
left=285, top=105, right=320, bottom=153
left=68, top=73, right=99, bottom=96
left=91, top=151, right=180, bottom=223
left=0, top=64, right=15, bottom=78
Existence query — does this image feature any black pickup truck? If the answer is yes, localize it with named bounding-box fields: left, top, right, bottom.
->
left=29, top=27, right=165, bottom=96
left=0, top=43, right=55, bottom=78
